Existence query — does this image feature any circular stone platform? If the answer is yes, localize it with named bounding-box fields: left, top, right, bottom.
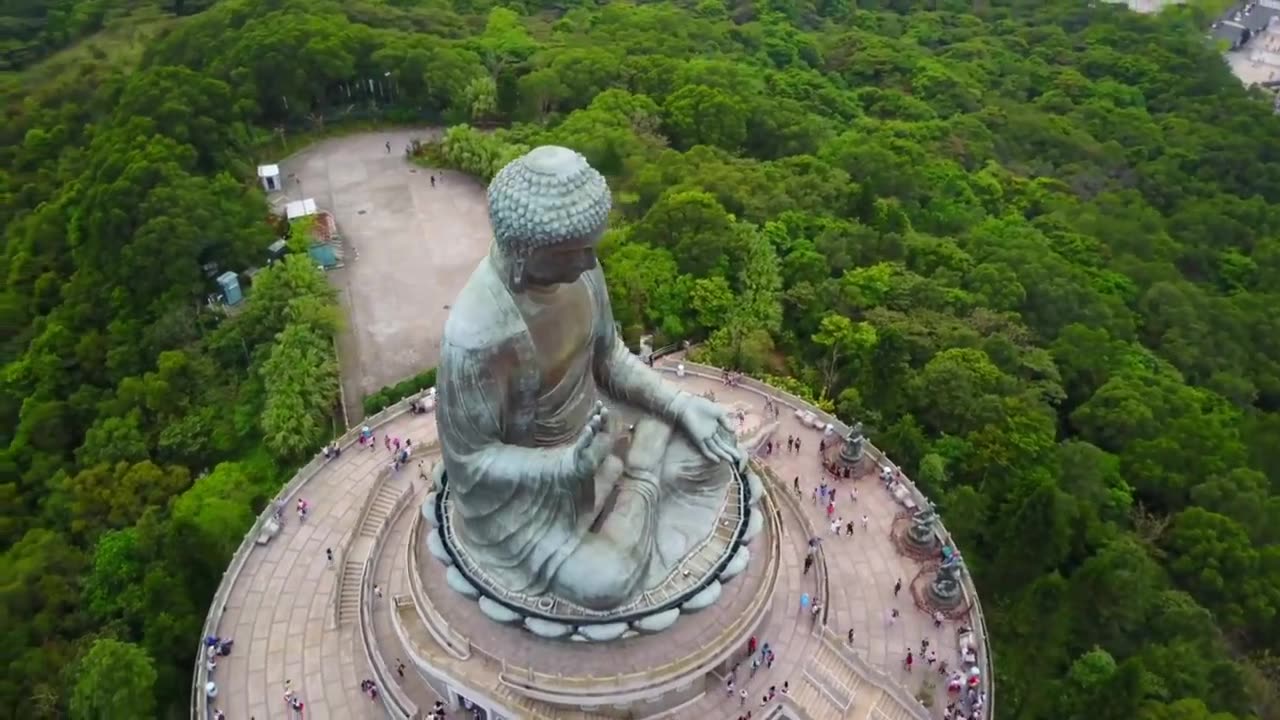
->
left=424, top=462, right=761, bottom=632
left=409, top=473, right=778, bottom=682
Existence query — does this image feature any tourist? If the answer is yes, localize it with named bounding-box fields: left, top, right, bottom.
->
left=905, top=650, right=914, bottom=672
left=934, top=610, right=944, bottom=628
left=847, top=628, right=855, bottom=645
left=766, top=649, right=775, bottom=668
left=326, top=547, right=333, bottom=564
left=927, top=649, right=938, bottom=666
left=850, top=486, right=858, bottom=503
left=800, top=592, right=811, bottom=614
left=830, top=519, right=840, bottom=535
left=385, top=140, right=391, bottom=153
left=430, top=175, right=436, bottom=187
left=862, top=514, right=869, bottom=531
left=894, top=578, right=902, bottom=596
left=803, top=555, right=813, bottom=574
left=739, top=688, right=748, bottom=705
left=747, top=635, right=757, bottom=657
left=845, top=520, right=854, bottom=536
left=811, top=600, right=822, bottom=626
left=374, top=584, right=383, bottom=599
left=793, top=476, right=800, bottom=495
left=795, top=438, right=802, bottom=452
left=787, top=435, right=794, bottom=452
left=726, top=676, right=735, bottom=696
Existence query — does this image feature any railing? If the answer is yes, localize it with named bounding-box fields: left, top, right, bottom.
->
left=491, top=476, right=782, bottom=703
left=756, top=463, right=829, bottom=629
left=820, top=628, right=930, bottom=720
left=406, top=506, right=474, bottom=659
left=657, top=360, right=995, bottom=720
left=335, top=440, right=440, bottom=626
left=359, top=485, right=421, bottom=720
left=191, top=390, right=433, bottom=720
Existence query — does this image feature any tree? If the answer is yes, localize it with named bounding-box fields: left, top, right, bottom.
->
left=259, top=324, right=339, bottom=460
left=700, top=224, right=782, bottom=371
left=662, top=84, right=748, bottom=150
left=69, top=639, right=157, bottom=720
left=811, top=312, right=877, bottom=397
left=464, top=76, right=498, bottom=122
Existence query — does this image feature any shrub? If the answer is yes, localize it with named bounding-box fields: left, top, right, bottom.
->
left=362, top=368, right=438, bottom=415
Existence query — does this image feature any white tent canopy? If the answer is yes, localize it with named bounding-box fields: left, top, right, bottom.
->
left=285, top=198, right=318, bottom=219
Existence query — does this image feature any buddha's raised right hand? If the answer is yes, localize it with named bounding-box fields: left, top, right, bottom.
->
left=567, top=401, right=613, bottom=482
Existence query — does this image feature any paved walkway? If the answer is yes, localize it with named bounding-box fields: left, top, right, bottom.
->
left=654, top=370, right=968, bottom=716
left=204, top=364, right=979, bottom=720
left=274, top=130, right=492, bottom=421
left=205, top=410, right=439, bottom=720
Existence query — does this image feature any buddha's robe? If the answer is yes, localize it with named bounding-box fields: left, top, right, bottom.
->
left=437, top=255, right=730, bottom=609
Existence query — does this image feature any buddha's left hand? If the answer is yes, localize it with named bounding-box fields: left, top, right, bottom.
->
left=678, top=395, right=745, bottom=470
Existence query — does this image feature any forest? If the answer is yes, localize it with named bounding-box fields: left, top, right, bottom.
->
left=3, top=0, right=1280, bottom=718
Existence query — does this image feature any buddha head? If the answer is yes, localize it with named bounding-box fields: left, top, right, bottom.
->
left=487, top=146, right=612, bottom=289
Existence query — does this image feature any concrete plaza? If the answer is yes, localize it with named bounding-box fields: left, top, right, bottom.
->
left=275, top=129, right=493, bottom=421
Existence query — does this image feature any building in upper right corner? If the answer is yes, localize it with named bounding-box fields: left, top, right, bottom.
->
left=1215, top=2, right=1280, bottom=88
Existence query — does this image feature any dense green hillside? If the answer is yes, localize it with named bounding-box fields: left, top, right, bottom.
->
left=4, top=0, right=1280, bottom=718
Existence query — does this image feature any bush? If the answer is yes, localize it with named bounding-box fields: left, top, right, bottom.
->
left=362, top=368, right=438, bottom=416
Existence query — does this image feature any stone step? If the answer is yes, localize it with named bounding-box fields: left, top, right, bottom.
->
left=793, top=675, right=843, bottom=720
left=359, top=486, right=400, bottom=536
left=336, top=560, right=364, bottom=625
left=871, top=694, right=923, bottom=720
left=813, top=641, right=862, bottom=705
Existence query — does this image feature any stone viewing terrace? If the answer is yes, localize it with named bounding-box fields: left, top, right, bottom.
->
left=194, top=360, right=992, bottom=720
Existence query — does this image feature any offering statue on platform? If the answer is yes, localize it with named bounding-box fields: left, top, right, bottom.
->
left=436, top=146, right=748, bottom=611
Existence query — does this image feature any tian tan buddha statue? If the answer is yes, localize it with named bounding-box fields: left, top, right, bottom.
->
left=436, top=146, right=748, bottom=612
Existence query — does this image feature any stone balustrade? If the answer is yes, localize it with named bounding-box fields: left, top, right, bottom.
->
left=191, top=393, right=429, bottom=720
left=359, top=485, right=421, bottom=719
left=659, top=360, right=995, bottom=720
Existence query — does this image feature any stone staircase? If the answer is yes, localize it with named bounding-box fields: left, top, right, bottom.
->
left=811, top=639, right=863, bottom=707
left=359, top=482, right=402, bottom=537
left=793, top=675, right=843, bottom=720
left=337, top=558, right=364, bottom=625
left=790, top=639, right=867, bottom=720
left=335, top=479, right=405, bottom=625
left=868, top=693, right=923, bottom=720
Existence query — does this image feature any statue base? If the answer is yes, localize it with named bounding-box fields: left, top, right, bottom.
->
left=891, top=513, right=942, bottom=560
left=398, top=462, right=780, bottom=716
left=420, top=461, right=766, bottom=640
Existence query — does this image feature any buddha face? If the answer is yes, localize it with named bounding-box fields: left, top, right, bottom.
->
left=521, top=232, right=600, bottom=287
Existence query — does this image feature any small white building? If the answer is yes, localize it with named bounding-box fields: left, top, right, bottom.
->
left=257, top=164, right=282, bottom=193
left=284, top=198, right=318, bottom=220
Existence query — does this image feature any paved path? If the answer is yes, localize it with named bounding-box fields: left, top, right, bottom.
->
left=205, top=410, right=438, bottom=720
left=205, top=365, right=979, bottom=720
left=654, top=369, right=968, bottom=717
left=274, top=129, right=492, bottom=421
